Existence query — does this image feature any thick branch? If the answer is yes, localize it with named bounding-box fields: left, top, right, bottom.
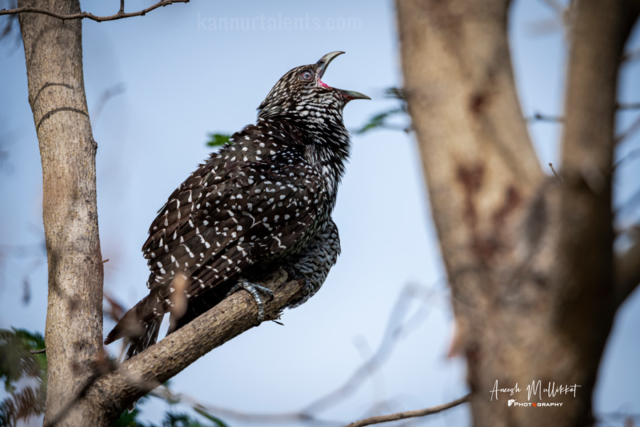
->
left=1, top=0, right=188, bottom=22
left=553, top=2, right=638, bottom=408
left=81, top=270, right=301, bottom=426
left=19, top=1, right=103, bottom=425
left=343, top=394, right=469, bottom=427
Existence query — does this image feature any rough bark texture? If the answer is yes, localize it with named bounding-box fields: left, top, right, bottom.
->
left=18, top=0, right=104, bottom=426
left=15, top=2, right=306, bottom=424
left=395, top=0, right=639, bottom=426
left=84, top=270, right=299, bottom=426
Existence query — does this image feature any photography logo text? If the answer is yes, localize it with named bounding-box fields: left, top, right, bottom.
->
left=490, top=380, right=581, bottom=408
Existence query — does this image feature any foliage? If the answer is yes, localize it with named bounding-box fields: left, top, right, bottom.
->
left=205, top=88, right=409, bottom=144
left=0, top=328, right=47, bottom=427
left=206, top=134, right=231, bottom=148
left=355, top=106, right=407, bottom=134
left=114, top=406, right=228, bottom=427
left=355, top=87, right=410, bottom=135
left=0, top=328, right=229, bottom=427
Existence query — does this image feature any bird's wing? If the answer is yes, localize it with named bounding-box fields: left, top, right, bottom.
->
left=141, top=143, right=326, bottom=303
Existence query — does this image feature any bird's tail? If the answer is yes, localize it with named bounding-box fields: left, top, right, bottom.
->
left=104, top=290, right=165, bottom=359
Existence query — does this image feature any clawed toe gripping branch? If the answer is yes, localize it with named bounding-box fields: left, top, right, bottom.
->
left=227, top=279, right=275, bottom=324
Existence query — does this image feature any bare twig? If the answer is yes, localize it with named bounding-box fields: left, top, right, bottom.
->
left=615, top=114, right=640, bottom=144
left=342, top=394, right=470, bottom=427
left=548, top=163, right=563, bottom=184
left=30, top=348, right=46, bottom=354
left=0, top=0, right=189, bottom=22
left=139, top=284, right=439, bottom=425
left=618, top=102, right=640, bottom=111
left=526, top=112, right=564, bottom=123
left=92, top=83, right=126, bottom=124
left=302, top=284, right=434, bottom=415
left=622, top=46, right=640, bottom=63
left=615, top=225, right=640, bottom=307
left=614, top=148, right=640, bottom=170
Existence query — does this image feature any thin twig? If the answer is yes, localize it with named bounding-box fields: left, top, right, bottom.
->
left=548, top=163, right=563, bottom=184
left=614, top=148, right=640, bottom=170
left=0, top=0, right=189, bottom=22
left=303, top=284, right=433, bottom=415
left=526, top=112, right=564, bottom=123
left=622, top=47, right=640, bottom=64
left=92, top=83, right=126, bottom=124
left=615, top=114, right=640, bottom=144
left=342, top=394, right=470, bottom=427
left=140, top=284, right=439, bottom=424
left=102, top=259, right=109, bottom=263
left=617, top=102, right=640, bottom=111
left=30, top=348, right=46, bottom=354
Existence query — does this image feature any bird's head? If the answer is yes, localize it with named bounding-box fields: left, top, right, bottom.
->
left=257, top=51, right=370, bottom=121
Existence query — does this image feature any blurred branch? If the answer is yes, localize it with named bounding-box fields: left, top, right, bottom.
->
left=301, top=284, right=434, bottom=415
left=526, top=112, right=564, bottom=123
left=618, top=102, right=640, bottom=111
left=342, top=394, right=470, bottom=427
left=92, top=83, right=126, bottom=124
left=0, top=0, right=189, bottom=22
left=78, top=269, right=302, bottom=425
left=615, top=225, right=640, bottom=308
left=614, top=148, right=640, bottom=170
left=140, top=283, right=439, bottom=425
left=548, top=163, right=563, bottom=184
left=622, top=46, right=640, bottom=63
left=615, top=113, right=640, bottom=144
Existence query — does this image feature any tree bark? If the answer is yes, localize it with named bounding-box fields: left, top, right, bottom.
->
left=395, top=0, right=639, bottom=426
left=15, top=3, right=306, bottom=424
left=18, top=0, right=103, bottom=426
left=83, top=270, right=299, bottom=426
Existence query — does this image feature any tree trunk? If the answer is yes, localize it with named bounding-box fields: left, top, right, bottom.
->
left=18, top=0, right=104, bottom=425
left=395, top=0, right=638, bottom=425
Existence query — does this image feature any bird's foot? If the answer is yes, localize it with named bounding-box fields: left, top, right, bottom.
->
left=227, top=280, right=274, bottom=324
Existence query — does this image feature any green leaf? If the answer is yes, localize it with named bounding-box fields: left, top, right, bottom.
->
left=206, top=134, right=230, bottom=148
left=0, top=328, right=46, bottom=392
left=0, top=328, right=47, bottom=425
left=354, top=107, right=406, bottom=134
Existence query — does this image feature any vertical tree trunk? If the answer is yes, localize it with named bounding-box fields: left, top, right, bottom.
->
left=18, top=1, right=104, bottom=425
left=395, top=0, right=638, bottom=425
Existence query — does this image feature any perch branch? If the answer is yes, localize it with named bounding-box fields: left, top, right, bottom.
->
left=79, top=269, right=301, bottom=424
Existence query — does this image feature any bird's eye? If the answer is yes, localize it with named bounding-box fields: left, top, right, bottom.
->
left=300, top=70, right=314, bottom=81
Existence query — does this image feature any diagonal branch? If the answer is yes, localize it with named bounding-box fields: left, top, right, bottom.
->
left=342, top=394, right=470, bottom=427
left=80, top=269, right=302, bottom=425
left=0, top=0, right=189, bottom=22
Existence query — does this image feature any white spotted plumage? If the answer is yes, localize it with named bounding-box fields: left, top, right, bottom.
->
left=105, top=52, right=367, bottom=360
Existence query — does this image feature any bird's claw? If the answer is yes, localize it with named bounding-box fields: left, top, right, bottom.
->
left=227, top=280, right=274, bottom=324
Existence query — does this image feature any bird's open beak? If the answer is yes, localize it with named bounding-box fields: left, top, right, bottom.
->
left=315, top=51, right=371, bottom=101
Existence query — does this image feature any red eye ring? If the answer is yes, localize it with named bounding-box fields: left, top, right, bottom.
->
left=300, top=70, right=313, bottom=81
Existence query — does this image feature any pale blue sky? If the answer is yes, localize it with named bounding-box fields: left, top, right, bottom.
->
left=0, top=1, right=639, bottom=426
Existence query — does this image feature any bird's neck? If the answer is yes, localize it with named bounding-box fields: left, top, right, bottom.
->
left=298, top=115, right=350, bottom=188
